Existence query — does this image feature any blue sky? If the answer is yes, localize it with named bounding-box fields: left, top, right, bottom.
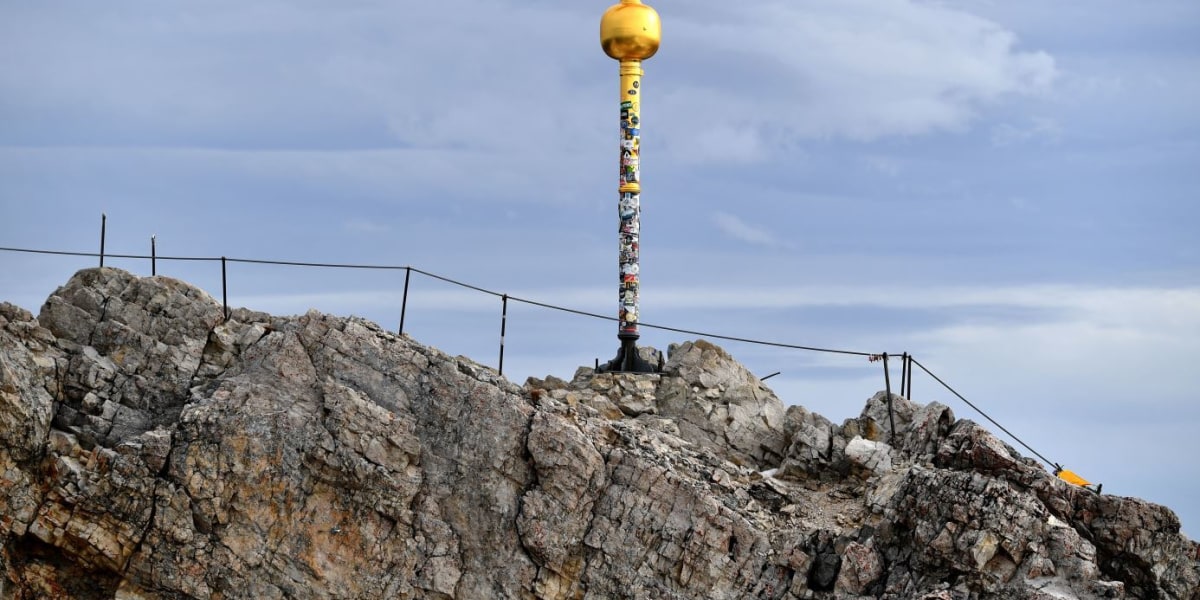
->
left=2, top=0, right=1198, bottom=535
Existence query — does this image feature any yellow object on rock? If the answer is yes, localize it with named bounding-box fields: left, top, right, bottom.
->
left=1056, top=468, right=1091, bottom=487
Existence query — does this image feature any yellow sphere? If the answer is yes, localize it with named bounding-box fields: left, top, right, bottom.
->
left=600, top=0, right=661, bottom=61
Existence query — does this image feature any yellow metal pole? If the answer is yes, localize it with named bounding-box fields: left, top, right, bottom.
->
left=618, top=59, right=642, bottom=339
left=600, top=0, right=660, bottom=373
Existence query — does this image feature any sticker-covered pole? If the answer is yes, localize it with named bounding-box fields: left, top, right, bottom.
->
left=599, top=0, right=661, bottom=373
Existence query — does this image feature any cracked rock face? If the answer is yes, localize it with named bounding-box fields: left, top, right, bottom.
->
left=558, top=339, right=789, bottom=470
left=1, top=267, right=1198, bottom=599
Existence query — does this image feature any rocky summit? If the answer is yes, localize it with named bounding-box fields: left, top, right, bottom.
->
left=1, top=268, right=1197, bottom=600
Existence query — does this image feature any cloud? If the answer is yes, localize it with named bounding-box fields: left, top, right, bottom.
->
left=904, top=286, right=1200, bottom=389
left=656, top=0, right=1057, bottom=162
left=861, top=155, right=903, bottom=177
left=0, top=1, right=607, bottom=154
left=991, top=117, right=1063, bottom=146
left=1, top=0, right=1056, bottom=156
left=711, top=212, right=793, bottom=249
left=0, top=144, right=604, bottom=208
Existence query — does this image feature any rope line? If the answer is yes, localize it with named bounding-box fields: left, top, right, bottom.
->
left=1, top=243, right=1061, bottom=469
left=1, top=247, right=96, bottom=258
left=504, top=294, right=873, bottom=356
left=507, top=294, right=616, bottom=322
left=0, top=246, right=221, bottom=261
left=909, top=356, right=1056, bottom=468
left=230, top=257, right=411, bottom=270
left=634, top=321, right=874, bottom=357
left=409, top=267, right=506, bottom=298
left=3, top=245, right=875, bottom=357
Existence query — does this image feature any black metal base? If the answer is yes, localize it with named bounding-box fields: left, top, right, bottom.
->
left=598, top=337, right=658, bottom=373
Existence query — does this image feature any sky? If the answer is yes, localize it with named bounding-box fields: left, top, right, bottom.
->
left=2, top=0, right=1198, bottom=536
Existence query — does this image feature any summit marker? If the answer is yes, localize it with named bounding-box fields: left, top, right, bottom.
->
left=599, top=0, right=661, bottom=373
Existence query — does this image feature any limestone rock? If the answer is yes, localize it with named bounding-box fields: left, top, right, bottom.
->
left=836, top=540, right=884, bottom=595
left=556, top=338, right=792, bottom=468
left=844, top=436, right=893, bottom=477
left=1, top=268, right=1197, bottom=599
left=0, top=302, right=59, bottom=541
left=859, top=390, right=917, bottom=442
left=778, top=405, right=841, bottom=480
left=562, top=339, right=789, bottom=469
left=659, top=340, right=788, bottom=467
left=517, top=410, right=607, bottom=597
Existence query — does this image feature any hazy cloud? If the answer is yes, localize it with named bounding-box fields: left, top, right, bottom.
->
left=991, top=117, right=1063, bottom=146
left=711, top=212, right=792, bottom=248
left=1, top=0, right=1056, bottom=157
left=656, top=0, right=1058, bottom=163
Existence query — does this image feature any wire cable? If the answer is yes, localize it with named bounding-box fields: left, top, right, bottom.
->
left=0, top=245, right=903, bottom=358
left=229, top=257, right=411, bottom=270
left=2, top=243, right=1060, bottom=469
left=909, top=356, right=1057, bottom=468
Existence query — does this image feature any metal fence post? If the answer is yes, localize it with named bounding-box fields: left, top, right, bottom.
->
left=905, top=353, right=914, bottom=400
left=882, top=352, right=896, bottom=441
left=221, top=256, right=229, bottom=320
left=99, top=213, right=106, bottom=268
left=499, top=294, right=508, bottom=376
left=151, top=235, right=157, bottom=276
left=398, top=267, right=411, bottom=335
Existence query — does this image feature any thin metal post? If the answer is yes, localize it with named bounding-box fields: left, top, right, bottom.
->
left=398, top=267, right=411, bottom=335
left=882, top=352, right=896, bottom=441
left=905, top=354, right=914, bottom=400
left=220, top=256, right=229, bottom=320
left=499, top=294, right=508, bottom=376
left=900, top=352, right=908, bottom=399
left=151, top=235, right=157, bottom=276
left=99, top=213, right=107, bottom=267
